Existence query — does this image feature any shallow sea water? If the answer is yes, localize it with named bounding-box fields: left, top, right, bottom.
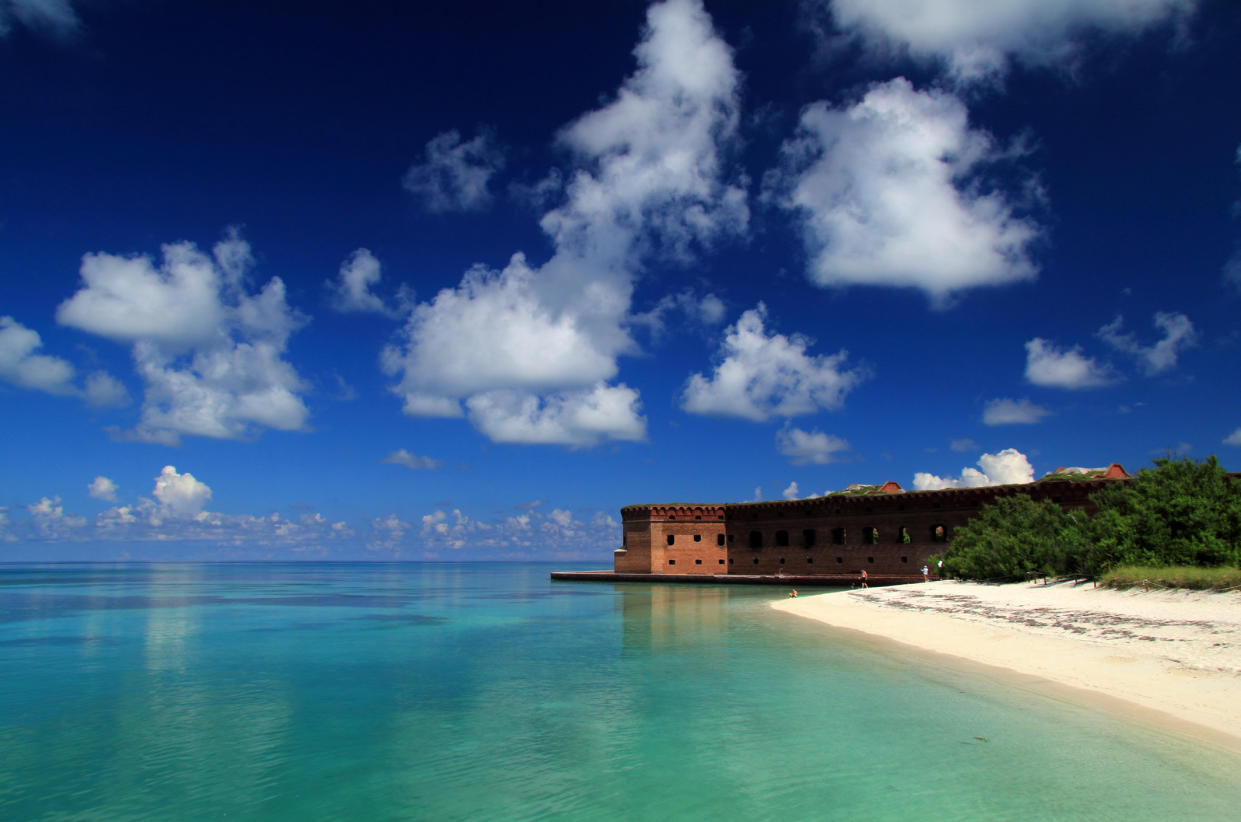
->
left=1, top=562, right=1238, bottom=821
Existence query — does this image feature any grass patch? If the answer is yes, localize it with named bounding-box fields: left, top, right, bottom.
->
left=1100, top=565, right=1241, bottom=591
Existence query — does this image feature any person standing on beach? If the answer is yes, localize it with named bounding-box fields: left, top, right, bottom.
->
left=860, top=569, right=868, bottom=588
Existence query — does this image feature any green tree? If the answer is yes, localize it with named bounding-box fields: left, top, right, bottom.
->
left=1088, top=456, right=1241, bottom=568
left=941, top=495, right=1077, bottom=581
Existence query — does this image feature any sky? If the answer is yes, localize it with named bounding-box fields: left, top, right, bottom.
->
left=2, top=0, right=1239, bottom=561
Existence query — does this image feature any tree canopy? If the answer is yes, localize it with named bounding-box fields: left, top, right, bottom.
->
left=939, top=457, right=1240, bottom=581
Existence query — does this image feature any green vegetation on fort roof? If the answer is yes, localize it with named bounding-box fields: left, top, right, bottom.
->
left=936, top=457, right=1241, bottom=588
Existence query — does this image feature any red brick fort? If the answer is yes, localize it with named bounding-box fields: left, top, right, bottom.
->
left=552, top=465, right=1131, bottom=585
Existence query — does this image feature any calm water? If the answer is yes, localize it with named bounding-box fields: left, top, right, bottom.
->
left=1, top=562, right=1239, bottom=821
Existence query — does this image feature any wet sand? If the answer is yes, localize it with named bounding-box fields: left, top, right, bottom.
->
left=772, top=579, right=1241, bottom=749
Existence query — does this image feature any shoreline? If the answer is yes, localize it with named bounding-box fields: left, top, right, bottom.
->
left=772, top=579, right=1241, bottom=753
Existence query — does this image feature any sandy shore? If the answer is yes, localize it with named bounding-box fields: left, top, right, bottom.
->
left=772, top=580, right=1241, bottom=748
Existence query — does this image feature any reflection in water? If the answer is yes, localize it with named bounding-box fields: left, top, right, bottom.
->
left=619, top=584, right=737, bottom=653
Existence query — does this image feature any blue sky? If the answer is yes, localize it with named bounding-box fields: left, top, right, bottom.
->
left=2, top=0, right=1239, bottom=561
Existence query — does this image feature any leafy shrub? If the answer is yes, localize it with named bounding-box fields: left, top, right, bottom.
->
left=940, top=495, right=1079, bottom=581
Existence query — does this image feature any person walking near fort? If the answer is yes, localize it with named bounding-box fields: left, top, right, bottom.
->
left=922, top=564, right=929, bottom=582
left=860, top=569, right=868, bottom=588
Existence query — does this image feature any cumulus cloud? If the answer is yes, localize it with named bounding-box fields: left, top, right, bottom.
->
left=1097, top=312, right=1195, bottom=375
left=773, top=78, right=1038, bottom=307
left=913, top=447, right=1034, bottom=490
left=0, top=0, right=80, bottom=37
left=83, top=371, right=131, bottom=407
left=1225, top=428, right=1241, bottom=447
left=1024, top=338, right=1116, bottom=389
left=329, top=248, right=403, bottom=316
left=6, top=469, right=350, bottom=549
left=26, top=496, right=86, bottom=538
left=630, top=289, right=727, bottom=338
left=380, top=449, right=444, bottom=470
left=983, top=397, right=1050, bottom=425
left=152, top=465, right=212, bottom=516
left=0, top=315, right=78, bottom=395
left=88, top=476, right=118, bottom=501
left=825, top=0, right=1196, bottom=85
left=0, top=316, right=129, bottom=407
left=464, top=383, right=646, bottom=446
left=782, top=481, right=801, bottom=500
left=56, top=230, right=311, bottom=443
left=1224, top=250, right=1241, bottom=292
left=384, top=0, right=744, bottom=446
left=403, top=129, right=505, bottom=213
left=777, top=426, right=850, bottom=465
left=682, top=304, right=864, bottom=421
left=408, top=502, right=617, bottom=556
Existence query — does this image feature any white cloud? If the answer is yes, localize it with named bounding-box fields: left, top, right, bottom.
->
left=826, top=0, right=1196, bottom=85
left=384, top=0, right=743, bottom=446
left=1225, top=428, right=1241, bottom=446
left=464, top=383, right=646, bottom=446
left=913, top=447, right=1034, bottom=490
left=408, top=502, right=617, bottom=555
left=57, top=231, right=311, bottom=443
left=0, top=0, right=80, bottom=37
left=88, top=476, right=118, bottom=501
left=682, top=304, right=864, bottom=421
left=1097, top=312, right=1195, bottom=375
left=25, top=495, right=86, bottom=538
left=1224, top=249, right=1241, bottom=291
left=329, top=248, right=401, bottom=316
left=777, top=426, right=850, bottom=465
left=57, top=240, right=229, bottom=347
left=384, top=255, right=623, bottom=405
left=403, top=129, right=505, bottom=213
left=630, top=289, right=727, bottom=338
left=775, top=78, right=1038, bottom=307
left=369, top=513, right=415, bottom=554
left=380, top=449, right=444, bottom=470
left=782, top=481, right=801, bottom=500
left=983, top=397, right=1050, bottom=425
left=83, top=371, right=131, bottom=407
left=949, top=438, right=978, bottom=452
left=152, top=465, right=212, bottom=516
left=0, top=316, right=129, bottom=407
left=1024, top=338, right=1115, bottom=389
left=0, top=315, right=78, bottom=395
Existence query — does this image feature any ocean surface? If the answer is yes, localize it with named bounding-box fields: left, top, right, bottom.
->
left=2, top=562, right=1239, bottom=821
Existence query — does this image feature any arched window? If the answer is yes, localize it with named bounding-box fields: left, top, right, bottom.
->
left=930, top=524, right=948, bottom=543
left=802, top=529, right=816, bottom=547
left=749, top=531, right=763, bottom=549
left=775, top=530, right=789, bottom=547
left=864, top=526, right=879, bottom=545
left=832, top=527, right=846, bottom=545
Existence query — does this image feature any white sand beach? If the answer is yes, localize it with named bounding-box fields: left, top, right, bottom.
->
left=773, top=580, right=1241, bottom=749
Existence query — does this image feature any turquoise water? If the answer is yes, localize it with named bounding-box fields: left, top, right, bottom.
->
left=1, top=563, right=1239, bottom=821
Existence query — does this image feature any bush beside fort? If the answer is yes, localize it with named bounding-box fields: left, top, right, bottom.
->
left=937, top=457, right=1241, bottom=588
